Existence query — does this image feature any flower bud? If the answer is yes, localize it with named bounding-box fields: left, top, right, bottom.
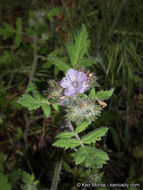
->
left=65, top=97, right=102, bottom=123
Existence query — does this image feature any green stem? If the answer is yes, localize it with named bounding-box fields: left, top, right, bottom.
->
left=67, top=122, right=84, bottom=148
left=67, top=122, right=89, bottom=155
left=23, top=110, right=30, bottom=149
left=50, top=156, right=62, bottom=190
left=27, top=33, right=38, bottom=89
left=23, top=33, right=38, bottom=148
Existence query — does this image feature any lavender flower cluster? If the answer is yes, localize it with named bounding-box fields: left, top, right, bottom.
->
left=48, top=68, right=102, bottom=123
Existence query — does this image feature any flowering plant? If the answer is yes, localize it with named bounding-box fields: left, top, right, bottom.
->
left=17, top=25, right=114, bottom=189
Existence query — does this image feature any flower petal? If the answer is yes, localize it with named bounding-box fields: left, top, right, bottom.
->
left=78, top=71, right=87, bottom=82
left=66, top=69, right=79, bottom=82
left=77, top=82, right=88, bottom=93
left=60, top=77, right=70, bottom=88
left=64, top=87, right=77, bottom=96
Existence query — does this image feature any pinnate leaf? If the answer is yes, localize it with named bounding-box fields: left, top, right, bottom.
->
left=82, top=127, right=108, bottom=144
left=66, top=25, right=90, bottom=67
left=48, top=55, right=70, bottom=72
left=53, top=138, right=80, bottom=149
left=75, top=121, right=91, bottom=134
left=0, top=23, right=15, bottom=40
left=55, top=132, right=74, bottom=139
left=74, top=146, right=109, bottom=168
left=95, top=89, right=114, bottom=100
left=17, top=94, right=49, bottom=111
left=79, top=57, right=99, bottom=67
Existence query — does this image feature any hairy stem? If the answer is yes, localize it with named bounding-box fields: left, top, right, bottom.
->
left=67, top=122, right=89, bottom=155
left=50, top=156, right=62, bottom=190
left=67, top=122, right=84, bottom=148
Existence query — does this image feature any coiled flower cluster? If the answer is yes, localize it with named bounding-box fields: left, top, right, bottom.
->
left=48, top=68, right=103, bottom=124
left=65, top=97, right=102, bottom=124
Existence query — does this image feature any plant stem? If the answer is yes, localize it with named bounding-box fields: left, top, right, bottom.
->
left=50, top=156, right=62, bottom=190
left=27, top=33, right=38, bottom=89
left=23, top=110, right=30, bottom=149
left=67, top=122, right=90, bottom=155
left=23, top=33, right=38, bottom=149
left=67, top=122, right=84, bottom=148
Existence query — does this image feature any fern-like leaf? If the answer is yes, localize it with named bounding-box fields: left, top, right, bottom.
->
left=74, top=146, right=109, bottom=168
left=82, top=127, right=108, bottom=144
left=48, top=55, right=70, bottom=72
left=79, top=57, right=99, bottom=67
left=21, top=171, right=39, bottom=190
left=53, top=138, right=80, bottom=149
left=17, top=94, right=49, bottom=111
left=95, top=89, right=114, bottom=100
left=75, top=121, right=91, bottom=134
left=0, top=23, right=15, bottom=40
left=66, top=25, right=90, bottom=67
left=55, top=131, right=74, bottom=139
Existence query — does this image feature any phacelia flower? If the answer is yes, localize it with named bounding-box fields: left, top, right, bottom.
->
left=60, top=69, right=88, bottom=96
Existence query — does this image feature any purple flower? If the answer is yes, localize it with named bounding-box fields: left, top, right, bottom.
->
left=60, top=69, right=88, bottom=96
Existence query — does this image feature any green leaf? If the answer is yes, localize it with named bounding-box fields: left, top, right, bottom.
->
left=0, top=153, right=5, bottom=172
left=48, top=55, right=70, bottom=72
left=79, top=57, right=99, bottom=67
left=0, top=23, right=15, bottom=40
left=66, top=25, right=90, bottom=67
left=0, top=173, right=11, bottom=190
left=42, top=104, right=51, bottom=117
left=26, top=83, right=37, bottom=93
left=17, top=94, right=49, bottom=111
left=8, top=169, right=21, bottom=185
left=91, top=82, right=101, bottom=87
left=74, top=146, right=109, bottom=168
left=21, top=171, right=39, bottom=190
left=63, top=161, right=73, bottom=173
left=14, top=17, right=22, bottom=47
left=16, top=17, right=22, bottom=32
left=55, top=132, right=74, bottom=139
left=53, top=138, right=80, bottom=149
left=75, top=121, right=91, bottom=134
left=22, top=172, right=35, bottom=184
left=14, top=33, right=22, bottom=48
left=46, top=7, right=60, bottom=21
left=95, top=89, right=114, bottom=100
left=0, top=51, right=15, bottom=65
left=52, top=103, right=59, bottom=112
left=89, top=88, right=96, bottom=97
left=82, top=127, right=108, bottom=144
left=54, top=65, right=60, bottom=76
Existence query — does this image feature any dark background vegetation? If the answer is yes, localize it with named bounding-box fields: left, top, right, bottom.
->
left=0, top=0, right=143, bottom=189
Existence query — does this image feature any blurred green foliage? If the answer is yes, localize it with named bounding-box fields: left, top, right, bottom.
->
left=0, top=0, right=143, bottom=189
